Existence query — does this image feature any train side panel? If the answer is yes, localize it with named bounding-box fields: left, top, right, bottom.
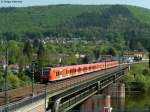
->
left=47, top=61, right=119, bottom=82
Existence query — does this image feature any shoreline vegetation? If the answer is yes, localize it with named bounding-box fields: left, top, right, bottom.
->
left=124, top=62, right=150, bottom=92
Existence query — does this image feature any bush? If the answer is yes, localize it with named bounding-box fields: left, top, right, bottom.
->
left=8, top=73, right=20, bottom=89
left=142, top=68, right=150, bottom=76
left=129, top=81, right=146, bottom=92
left=124, top=63, right=150, bottom=92
left=0, top=71, right=32, bottom=90
left=0, top=71, right=4, bottom=91
left=18, top=74, right=31, bottom=86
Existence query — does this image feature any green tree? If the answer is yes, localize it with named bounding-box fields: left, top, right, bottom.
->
left=37, top=42, right=46, bottom=71
left=7, top=40, right=20, bottom=64
left=33, top=39, right=40, bottom=51
left=0, top=71, right=4, bottom=90
left=8, top=73, right=20, bottom=89
left=107, top=47, right=117, bottom=56
left=18, top=52, right=28, bottom=72
left=23, top=40, right=33, bottom=63
left=137, top=42, right=145, bottom=51
left=93, top=48, right=100, bottom=60
left=82, top=55, right=90, bottom=64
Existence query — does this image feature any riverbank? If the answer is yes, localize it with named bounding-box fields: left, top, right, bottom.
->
left=124, top=62, right=150, bottom=92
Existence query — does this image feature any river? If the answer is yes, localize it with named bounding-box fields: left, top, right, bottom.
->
left=71, top=92, right=150, bottom=112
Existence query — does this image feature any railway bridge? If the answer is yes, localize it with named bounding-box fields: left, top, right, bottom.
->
left=0, top=64, right=128, bottom=112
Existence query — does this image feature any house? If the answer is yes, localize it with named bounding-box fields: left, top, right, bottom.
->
left=8, top=64, right=20, bottom=73
left=0, top=61, right=6, bottom=70
left=123, top=51, right=149, bottom=60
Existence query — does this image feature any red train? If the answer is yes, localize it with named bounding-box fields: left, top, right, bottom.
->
left=40, top=61, right=119, bottom=83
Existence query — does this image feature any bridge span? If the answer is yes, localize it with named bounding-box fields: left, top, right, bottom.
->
left=0, top=64, right=128, bottom=112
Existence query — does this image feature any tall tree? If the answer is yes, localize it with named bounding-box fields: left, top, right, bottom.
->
left=37, top=42, right=46, bottom=72
left=82, top=55, right=90, bottom=64
left=23, top=40, right=33, bottom=62
left=33, top=39, right=40, bottom=52
left=7, top=40, right=20, bottom=64
left=93, top=48, right=100, bottom=60
left=107, top=47, right=117, bottom=56
left=148, top=47, right=150, bottom=68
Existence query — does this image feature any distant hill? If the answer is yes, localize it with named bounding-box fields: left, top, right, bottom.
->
left=0, top=5, right=150, bottom=49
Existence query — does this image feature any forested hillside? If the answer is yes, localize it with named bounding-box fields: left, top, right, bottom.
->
left=0, top=5, right=150, bottom=50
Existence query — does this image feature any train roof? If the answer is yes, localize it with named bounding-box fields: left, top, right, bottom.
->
left=44, top=61, right=118, bottom=70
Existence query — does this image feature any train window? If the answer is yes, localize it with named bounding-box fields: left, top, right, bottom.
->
left=59, top=70, right=63, bottom=75
left=43, top=71, right=49, bottom=76
left=79, top=68, right=82, bottom=72
left=56, top=72, right=59, bottom=76
left=53, top=70, right=55, bottom=75
left=87, top=67, right=88, bottom=70
left=75, top=69, right=78, bottom=73
left=78, top=68, right=80, bottom=72
left=67, top=69, right=70, bottom=74
left=42, top=68, right=50, bottom=76
left=84, top=67, right=87, bottom=71
left=80, top=68, right=83, bottom=72
left=70, top=69, right=73, bottom=73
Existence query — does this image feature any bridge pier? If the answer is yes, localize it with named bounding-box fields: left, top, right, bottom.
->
left=78, top=82, right=126, bottom=112
left=102, top=83, right=125, bottom=112
left=110, top=83, right=125, bottom=98
left=102, top=83, right=125, bottom=98
left=103, top=95, right=112, bottom=112
left=79, top=94, right=112, bottom=112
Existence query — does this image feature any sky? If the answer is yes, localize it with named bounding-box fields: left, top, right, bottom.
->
left=0, top=0, right=150, bottom=9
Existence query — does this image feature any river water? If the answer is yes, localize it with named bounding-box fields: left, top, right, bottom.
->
left=71, top=92, right=150, bottom=112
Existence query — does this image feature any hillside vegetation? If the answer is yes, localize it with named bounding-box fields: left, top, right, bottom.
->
left=124, top=63, right=150, bottom=92
left=0, top=5, right=150, bottom=50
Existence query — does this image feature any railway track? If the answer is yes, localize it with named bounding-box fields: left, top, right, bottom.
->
left=0, top=65, right=127, bottom=106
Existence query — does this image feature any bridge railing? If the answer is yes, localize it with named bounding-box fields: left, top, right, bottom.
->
left=0, top=93, right=45, bottom=112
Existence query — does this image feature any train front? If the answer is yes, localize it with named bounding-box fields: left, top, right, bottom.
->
left=40, top=67, right=51, bottom=83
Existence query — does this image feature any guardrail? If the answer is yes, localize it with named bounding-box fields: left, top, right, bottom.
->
left=0, top=93, right=45, bottom=112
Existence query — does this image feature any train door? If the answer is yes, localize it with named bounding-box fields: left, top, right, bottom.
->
left=66, top=68, right=70, bottom=77
left=78, top=66, right=82, bottom=75
left=75, top=67, right=78, bottom=76
left=59, top=69, right=63, bottom=79
left=70, top=67, right=75, bottom=76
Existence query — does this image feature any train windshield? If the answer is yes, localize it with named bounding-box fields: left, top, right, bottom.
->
left=42, top=67, right=50, bottom=76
